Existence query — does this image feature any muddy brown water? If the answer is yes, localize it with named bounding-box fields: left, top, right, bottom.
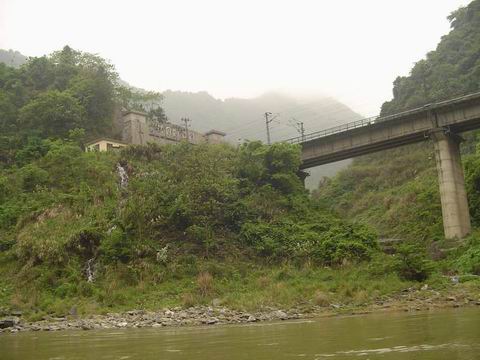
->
left=1, top=307, right=479, bottom=359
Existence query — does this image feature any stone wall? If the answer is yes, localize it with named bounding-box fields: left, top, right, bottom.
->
left=122, top=111, right=220, bottom=146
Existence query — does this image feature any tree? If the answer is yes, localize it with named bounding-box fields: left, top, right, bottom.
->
left=381, top=0, right=480, bottom=115
left=0, top=46, right=121, bottom=140
left=147, top=106, right=168, bottom=125
left=50, top=46, right=81, bottom=91
left=19, top=90, right=85, bottom=137
left=0, top=90, right=17, bottom=132
left=116, top=85, right=163, bottom=113
left=68, top=73, right=115, bottom=135
left=21, top=56, right=55, bottom=92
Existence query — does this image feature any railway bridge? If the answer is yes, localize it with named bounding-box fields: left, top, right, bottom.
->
left=285, top=92, right=480, bottom=239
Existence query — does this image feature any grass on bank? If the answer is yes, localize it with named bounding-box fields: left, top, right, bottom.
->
left=0, top=141, right=479, bottom=322
left=0, top=255, right=408, bottom=320
left=1, top=249, right=478, bottom=322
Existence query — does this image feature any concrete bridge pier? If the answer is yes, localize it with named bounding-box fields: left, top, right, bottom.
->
left=431, top=129, right=471, bottom=239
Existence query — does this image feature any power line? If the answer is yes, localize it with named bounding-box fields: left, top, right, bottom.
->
left=227, top=89, right=480, bottom=144
left=224, top=94, right=397, bottom=143
left=223, top=101, right=341, bottom=136
left=226, top=110, right=357, bottom=141
left=227, top=98, right=377, bottom=138
left=287, top=117, right=305, bottom=141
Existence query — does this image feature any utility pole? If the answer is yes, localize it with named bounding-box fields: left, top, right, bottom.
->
left=289, top=117, right=305, bottom=142
left=181, top=117, right=191, bottom=142
left=265, top=112, right=273, bottom=145
left=300, top=121, right=305, bottom=142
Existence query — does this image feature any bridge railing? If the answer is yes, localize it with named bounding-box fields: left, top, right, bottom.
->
left=283, top=91, right=480, bottom=145
left=284, top=115, right=380, bottom=144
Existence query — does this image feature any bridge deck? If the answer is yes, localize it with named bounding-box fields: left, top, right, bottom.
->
left=285, top=92, right=480, bottom=169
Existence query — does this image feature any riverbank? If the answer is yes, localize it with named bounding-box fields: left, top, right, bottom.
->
left=1, top=284, right=479, bottom=334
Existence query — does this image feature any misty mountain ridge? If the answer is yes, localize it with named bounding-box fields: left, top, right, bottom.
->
left=162, top=90, right=363, bottom=142
left=161, top=90, right=362, bottom=188
left=0, top=49, right=28, bottom=68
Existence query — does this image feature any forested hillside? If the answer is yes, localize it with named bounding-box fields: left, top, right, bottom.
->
left=380, top=1, right=480, bottom=116
left=314, top=0, right=480, bottom=242
left=0, top=2, right=479, bottom=320
left=0, top=45, right=389, bottom=318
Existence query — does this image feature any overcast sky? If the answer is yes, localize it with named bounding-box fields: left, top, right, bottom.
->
left=0, top=0, right=473, bottom=116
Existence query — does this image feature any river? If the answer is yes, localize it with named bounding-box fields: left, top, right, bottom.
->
left=1, top=308, right=479, bottom=359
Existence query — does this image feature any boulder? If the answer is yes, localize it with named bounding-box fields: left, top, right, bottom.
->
left=0, top=318, right=17, bottom=329
left=273, top=310, right=288, bottom=320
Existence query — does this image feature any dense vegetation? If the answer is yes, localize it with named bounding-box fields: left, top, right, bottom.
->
left=0, top=1, right=479, bottom=319
left=381, top=0, right=480, bottom=115
left=0, top=46, right=385, bottom=318
left=0, top=137, right=388, bottom=317
left=314, top=0, right=480, bottom=273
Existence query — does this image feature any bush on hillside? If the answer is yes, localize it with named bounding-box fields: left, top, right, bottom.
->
left=394, top=243, right=435, bottom=281
left=0, top=137, right=380, bottom=287
left=99, top=227, right=133, bottom=263
left=455, top=245, right=480, bottom=275
left=240, top=219, right=377, bottom=265
left=464, top=146, right=480, bottom=226
left=454, top=233, right=480, bottom=275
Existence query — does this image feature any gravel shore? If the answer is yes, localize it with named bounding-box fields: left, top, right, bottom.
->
left=1, top=286, right=479, bottom=334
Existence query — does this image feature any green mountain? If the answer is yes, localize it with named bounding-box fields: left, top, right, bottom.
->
left=314, top=0, right=480, bottom=241
left=1, top=2, right=480, bottom=320
left=0, top=47, right=386, bottom=316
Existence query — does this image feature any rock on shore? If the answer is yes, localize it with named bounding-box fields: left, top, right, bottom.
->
left=1, top=287, right=478, bottom=334
left=0, top=306, right=302, bottom=334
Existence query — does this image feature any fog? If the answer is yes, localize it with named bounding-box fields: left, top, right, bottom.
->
left=0, top=0, right=472, bottom=116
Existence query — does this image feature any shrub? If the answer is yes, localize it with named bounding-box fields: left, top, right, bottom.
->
left=18, top=164, right=49, bottom=191
left=99, top=227, right=132, bottom=263
left=14, top=136, right=51, bottom=166
left=240, top=220, right=291, bottom=258
left=241, top=218, right=378, bottom=265
left=15, top=208, right=92, bottom=264
left=186, top=224, right=215, bottom=254
left=312, top=223, right=378, bottom=266
left=454, top=244, right=480, bottom=275
left=394, top=243, right=435, bottom=281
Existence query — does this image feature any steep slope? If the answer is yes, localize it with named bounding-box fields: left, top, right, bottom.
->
left=314, top=0, right=480, bottom=240
left=381, top=0, right=480, bottom=115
